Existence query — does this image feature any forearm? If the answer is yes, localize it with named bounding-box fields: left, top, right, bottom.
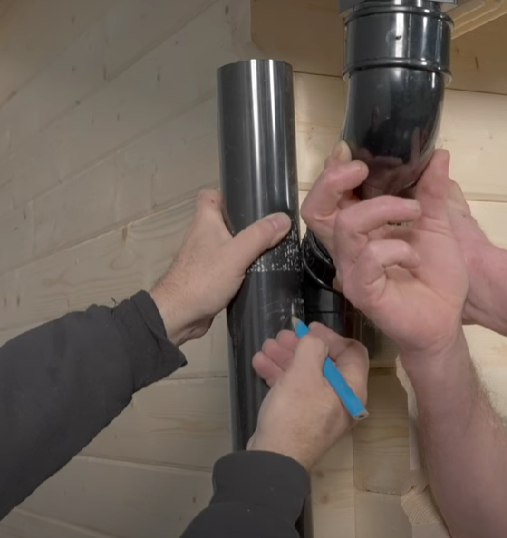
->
left=466, top=245, right=507, bottom=336
left=403, top=331, right=507, bottom=538
left=0, top=291, right=186, bottom=520
left=181, top=452, right=309, bottom=538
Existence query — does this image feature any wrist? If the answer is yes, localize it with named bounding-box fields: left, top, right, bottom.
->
left=248, top=435, right=313, bottom=471
left=400, top=329, right=477, bottom=407
left=150, top=282, right=210, bottom=347
left=464, top=244, right=507, bottom=335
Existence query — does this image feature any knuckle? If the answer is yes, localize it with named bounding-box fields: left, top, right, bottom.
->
left=261, top=339, right=278, bottom=355
left=301, top=334, right=327, bottom=356
left=363, top=241, right=382, bottom=261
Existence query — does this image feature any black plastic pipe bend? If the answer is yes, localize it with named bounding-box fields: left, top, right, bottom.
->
left=342, top=0, right=453, bottom=199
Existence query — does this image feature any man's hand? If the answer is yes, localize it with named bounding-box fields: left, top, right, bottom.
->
left=448, top=180, right=507, bottom=335
left=304, top=149, right=469, bottom=366
left=151, top=190, right=291, bottom=346
left=249, top=323, right=369, bottom=470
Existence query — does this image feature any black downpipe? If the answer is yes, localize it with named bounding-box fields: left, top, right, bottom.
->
left=341, top=0, right=454, bottom=199
left=217, top=60, right=312, bottom=537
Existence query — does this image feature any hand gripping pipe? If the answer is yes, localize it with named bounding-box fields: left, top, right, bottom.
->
left=303, top=0, right=455, bottom=354
left=217, top=60, right=312, bottom=537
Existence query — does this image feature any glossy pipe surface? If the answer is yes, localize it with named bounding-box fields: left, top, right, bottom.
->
left=217, top=60, right=304, bottom=450
left=342, top=0, right=452, bottom=199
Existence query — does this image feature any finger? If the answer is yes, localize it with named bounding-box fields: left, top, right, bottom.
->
left=355, top=239, right=420, bottom=290
left=276, top=330, right=299, bottom=354
left=262, top=337, right=295, bottom=371
left=334, top=196, right=421, bottom=260
left=301, top=161, right=369, bottom=225
left=192, top=190, right=232, bottom=242
left=308, top=322, right=352, bottom=358
left=253, top=351, right=284, bottom=387
left=324, top=140, right=353, bottom=169
left=291, top=335, right=329, bottom=374
left=331, top=341, right=370, bottom=405
left=225, top=213, right=292, bottom=273
left=416, top=150, right=450, bottom=221
left=448, top=180, right=471, bottom=215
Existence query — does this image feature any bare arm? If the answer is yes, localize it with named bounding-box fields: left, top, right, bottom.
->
left=448, top=180, right=507, bottom=337
left=403, top=331, right=507, bottom=538
left=461, top=245, right=507, bottom=337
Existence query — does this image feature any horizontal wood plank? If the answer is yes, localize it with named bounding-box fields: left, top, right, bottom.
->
left=450, top=15, right=507, bottom=95
left=251, top=0, right=344, bottom=76
left=30, top=98, right=217, bottom=262
left=0, top=1, right=237, bottom=220
left=83, top=377, right=231, bottom=471
left=0, top=509, right=118, bottom=538
left=0, top=0, right=119, bottom=111
left=0, top=0, right=217, bottom=167
left=20, top=457, right=213, bottom=538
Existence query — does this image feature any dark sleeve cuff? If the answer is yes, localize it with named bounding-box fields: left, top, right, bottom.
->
left=113, top=291, right=187, bottom=392
left=211, top=451, right=310, bottom=524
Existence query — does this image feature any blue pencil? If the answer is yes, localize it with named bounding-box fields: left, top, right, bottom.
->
left=293, top=319, right=369, bottom=422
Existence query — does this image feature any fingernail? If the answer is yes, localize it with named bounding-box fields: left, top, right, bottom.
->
left=403, top=199, right=421, bottom=211
left=341, top=160, right=365, bottom=173
left=330, top=140, right=345, bottom=157
left=269, top=213, right=291, bottom=232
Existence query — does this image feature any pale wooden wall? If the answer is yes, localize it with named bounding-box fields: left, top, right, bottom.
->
left=253, top=1, right=507, bottom=536
left=0, top=0, right=254, bottom=536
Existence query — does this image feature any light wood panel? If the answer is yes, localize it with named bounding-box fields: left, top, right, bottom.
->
left=251, top=0, right=344, bottom=76
left=451, top=15, right=507, bottom=94
left=19, top=457, right=213, bottom=538
left=0, top=0, right=217, bottom=168
left=0, top=0, right=119, bottom=111
left=451, top=0, right=507, bottom=40
left=312, top=435, right=355, bottom=538
left=0, top=509, right=117, bottom=538
left=31, top=98, right=217, bottom=262
left=251, top=0, right=507, bottom=94
left=0, top=0, right=237, bottom=219
left=82, top=378, right=231, bottom=471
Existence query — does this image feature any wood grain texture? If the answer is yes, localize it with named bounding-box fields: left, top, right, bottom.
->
left=0, top=0, right=217, bottom=168
left=251, top=0, right=506, bottom=94
left=82, top=378, right=231, bottom=471
left=312, top=435, right=355, bottom=538
left=251, top=0, right=344, bottom=76
left=19, top=457, right=213, bottom=538
left=0, top=0, right=119, bottom=110
left=451, top=15, right=507, bottom=95
left=0, top=509, right=118, bottom=538
left=0, top=0, right=237, bottom=220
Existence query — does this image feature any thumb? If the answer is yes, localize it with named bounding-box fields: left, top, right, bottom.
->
left=225, top=213, right=292, bottom=274
left=448, top=180, right=471, bottom=215
left=292, top=335, right=329, bottom=375
left=325, top=140, right=353, bottom=169
left=416, top=149, right=450, bottom=222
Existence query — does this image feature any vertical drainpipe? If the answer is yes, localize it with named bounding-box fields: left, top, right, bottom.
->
left=217, top=59, right=312, bottom=537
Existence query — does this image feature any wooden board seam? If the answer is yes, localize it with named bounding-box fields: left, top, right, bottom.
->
left=75, top=454, right=213, bottom=478
left=0, top=1, right=120, bottom=111
left=0, top=180, right=215, bottom=283
left=9, top=508, right=120, bottom=538
left=0, top=87, right=215, bottom=208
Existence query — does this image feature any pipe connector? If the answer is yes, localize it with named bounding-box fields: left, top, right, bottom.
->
left=340, top=0, right=454, bottom=199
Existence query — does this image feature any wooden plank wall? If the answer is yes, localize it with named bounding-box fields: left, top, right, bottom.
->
left=253, top=1, right=507, bottom=537
left=0, top=0, right=253, bottom=536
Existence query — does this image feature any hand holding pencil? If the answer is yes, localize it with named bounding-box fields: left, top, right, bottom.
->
left=250, top=322, right=369, bottom=470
